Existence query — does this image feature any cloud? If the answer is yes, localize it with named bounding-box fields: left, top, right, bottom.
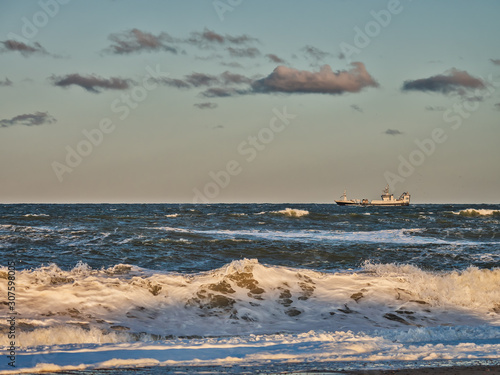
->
left=425, top=105, right=446, bottom=111
left=0, top=111, right=56, bottom=128
left=252, top=63, right=379, bottom=95
left=157, top=78, right=191, bottom=89
left=185, top=72, right=220, bottom=87
left=494, top=103, right=500, bottom=110
left=490, top=59, right=500, bottom=66
left=195, top=53, right=223, bottom=61
left=156, top=71, right=252, bottom=91
left=0, top=78, right=13, bottom=86
left=401, top=68, right=485, bottom=95
left=384, top=129, right=404, bottom=136
left=227, top=47, right=260, bottom=58
left=301, top=45, right=331, bottom=66
left=220, top=71, right=253, bottom=85
left=351, top=104, right=363, bottom=113
left=220, top=61, right=243, bottom=69
left=200, top=87, right=247, bottom=98
left=194, top=102, right=218, bottom=110
left=104, top=29, right=177, bottom=54
left=51, top=74, right=132, bottom=93
left=0, top=40, right=49, bottom=57
left=187, top=28, right=258, bottom=48
left=266, top=54, right=286, bottom=64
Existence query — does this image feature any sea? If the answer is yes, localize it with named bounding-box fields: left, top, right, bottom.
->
left=0, top=203, right=499, bottom=374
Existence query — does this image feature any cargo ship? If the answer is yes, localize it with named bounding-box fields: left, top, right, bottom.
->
left=335, top=185, right=410, bottom=206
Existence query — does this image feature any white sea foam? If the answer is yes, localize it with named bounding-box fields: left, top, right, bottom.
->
left=1, top=260, right=499, bottom=345
left=1, top=260, right=499, bottom=373
left=1, top=328, right=499, bottom=373
left=454, top=208, right=500, bottom=217
left=155, top=227, right=486, bottom=246
left=23, top=213, right=50, bottom=217
left=165, top=213, right=179, bottom=218
left=271, top=208, right=310, bottom=217
left=254, top=208, right=309, bottom=217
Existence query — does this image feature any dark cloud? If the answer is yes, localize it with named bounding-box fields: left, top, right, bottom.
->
left=266, top=53, right=286, bottom=64
left=252, top=63, right=379, bottom=95
left=227, top=47, right=260, bottom=58
left=51, top=74, right=132, bottom=93
left=220, top=71, right=253, bottom=85
left=0, top=111, right=56, bottom=128
left=302, top=45, right=330, bottom=64
left=156, top=71, right=252, bottom=91
left=384, top=129, right=404, bottom=136
left=226, top=34, right=258, bottom=44
left=490, top=59, right=500, bottom=66
left=200, top=29, right=224, bottom=44
left=401, top=68, right=485, bottom=95
left=220, top=61, right=244, bottom=69
left=194, top=102, right=218, bottom=110
left=351, top=104, right=363, bottom=113
left=0, top=40, right=49, bottom=57
left=425, top=105, right=446, bottom=111
left=187, top=28, right=258, bottom=48
left=0, top=78, right=13, bottom=86
left=200, top=87, right=247, bottom=98
left=157, top=78, right=191, bottom=89
left=195, top=53, right=223, bottom=61
left=185, top=72, right=221, bottom=87
left=104, top=29, right=177, bottom=54
left=495, top=103, right=500, bottom=110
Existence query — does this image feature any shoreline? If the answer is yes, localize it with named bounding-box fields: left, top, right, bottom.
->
left=41, top=362, right=500, bottom=374
left=342, top=364, right=500, bottom=374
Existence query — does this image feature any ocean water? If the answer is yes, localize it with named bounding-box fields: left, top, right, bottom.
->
left=0, top=203, right=499, bottom=373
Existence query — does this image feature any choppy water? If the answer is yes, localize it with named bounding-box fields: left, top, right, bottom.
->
left=0, top=204, right=499, bottom=373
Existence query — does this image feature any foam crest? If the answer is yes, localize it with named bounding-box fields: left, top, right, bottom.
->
left=271, top=208, right=309, bottom=217
left=454, top=208, right=500, bottom=217
left=363, top=262, right=500, bottom=311
left=1, top=260, right=499, bottom=349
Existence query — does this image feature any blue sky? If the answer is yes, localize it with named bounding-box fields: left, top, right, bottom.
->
left=1, top=0, right=499, bottom=203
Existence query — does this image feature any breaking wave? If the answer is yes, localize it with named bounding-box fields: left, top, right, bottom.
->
left=1, top=259, right=499, bottom=348
left=454, top=209, right=500, bottom=217
left=271, top=208, right=310, bottom=217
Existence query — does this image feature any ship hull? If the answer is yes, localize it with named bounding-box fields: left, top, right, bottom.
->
left=361, top=201, right=409, bottom=207
left=334, top=200, right=360, bottom=206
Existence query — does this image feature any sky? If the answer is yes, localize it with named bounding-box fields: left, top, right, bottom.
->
left=0, top=0, right=499, bottom=204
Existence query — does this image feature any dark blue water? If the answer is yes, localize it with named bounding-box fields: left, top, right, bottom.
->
left=1, top=203, right=498, bottom=272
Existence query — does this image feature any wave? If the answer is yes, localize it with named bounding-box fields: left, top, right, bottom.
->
left=154, top=226, right=484, bottom=246
left=454, top=209, right=500, bottom=217
left=1, top=259, right=499, bottom=349
left=23, top=213, right=50, bottom=218
left=271, top=208, right=309, bottom=217
left=164, top=214, right=179, bottom=218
